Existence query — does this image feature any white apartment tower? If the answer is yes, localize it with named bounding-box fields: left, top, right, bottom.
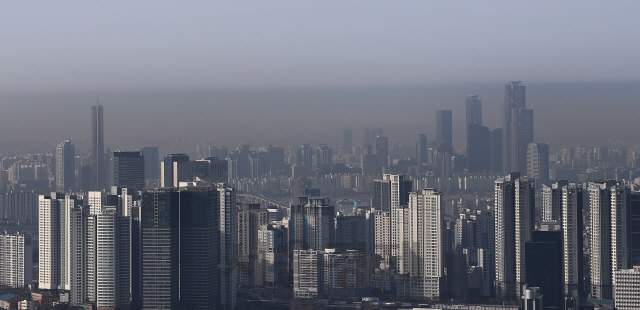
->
left=407, top=188, right=444, bottom=300
left=589, top=180, right=630, bottom=300
left=614, top=267, right=640, bottom=310
left=494, top=172, right=535, bottom=299
left=562, top=183, right=584, bottom=298
left=0, top=232, right=33, bottom=288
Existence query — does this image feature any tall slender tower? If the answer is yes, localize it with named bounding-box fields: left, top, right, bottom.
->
left=466, top=95, right=482, bottom=126
left=56, top=140, right=75, bottom=192
left=91, top=102, right=105, bottom=190
left=494, top=172, right=535, bottom=299
left=436, top=109, right=453, bottom=154
left=503, top=81, right=533, bottom=174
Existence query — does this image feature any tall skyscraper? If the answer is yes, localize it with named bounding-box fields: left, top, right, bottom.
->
left=91, top=103, right=105, bottom=190
left=178, top=186, right=237, bottom=309
left=466, top=124, right=491, bottom=172
left=466, top=95, right=482, bottom=126
left=375, top=136, right=389, bottom=174
left=56, top=140, right=75, bottom=192
left=343, top=129, right=352, bottom=154
left=237, top=203, right=269, bottom=287
left=588, top=180, right=630, bottom=300
left=111, top=151, right=145, bottom=190
left=316, top=144, right=333, bottom=168
left=141, top=146, right=160, bottom=183
left=465, top=95, right=491, bottom=172
left=436, top=109, right=453, bottom=154
left=503, top=81, right=533, bottom=174
left=541, top=180, right=568, bottom=223
left=527, top=142, right=549, bottom=185
left=418, top=134, right=429, bottom=167
left=494, top=172, right=535, bottom=298
left=562, top=182, right=584, bottom=298
left=406, top=188, right=444, bottom=300
left=161, top=154, right=189, bottom=187
left=141, top=188, right=180, bottom=310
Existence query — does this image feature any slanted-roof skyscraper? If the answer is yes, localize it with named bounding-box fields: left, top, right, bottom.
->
left=91, top=103, right=105, bottom=190
left=503, top=81, right=533, bottom=174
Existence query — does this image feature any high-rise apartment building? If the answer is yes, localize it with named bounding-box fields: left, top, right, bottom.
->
left=406, top=188, right=444, bottom=300
left=237, top=203, right=269, bottom=287
left=316, top=144, right=333, bottom=168
left=589, top=180, right=630, bottom=300
left=289, top=197, right=335, bottom=253
left=56, top=140, right=75, bottom=192
left=436, top=109, right=453, bottom=154
left=562, top=182, right=584, bottom=298
left=0, top=232, right=32, bottom=288
left=111, top=151, right=145, bottom=190
left=86, top=208, right=131, bottom=309
left=614, top=267, right=640, bottom=310
left=527, top=143, right=549, bottom=185
left=541, top=180, right=568, bottom=223
left=494, top=172, right=535, bottom=298
left=503, top=81, right=533, bottom=174
left=373, top=175, right=411, bottom=269
left=91, top=103, right=105, bottom=190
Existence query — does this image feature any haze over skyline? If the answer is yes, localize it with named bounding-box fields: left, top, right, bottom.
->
left=2, top=2, right=640, bottom=154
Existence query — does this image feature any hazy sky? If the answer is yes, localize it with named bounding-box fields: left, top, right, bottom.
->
left=3, top=2, right=640, bottom=92
left=2, top=2, right=640, bottom=154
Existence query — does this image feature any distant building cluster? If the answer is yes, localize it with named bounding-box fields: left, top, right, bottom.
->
left=5, top=82, right=640, bottom=310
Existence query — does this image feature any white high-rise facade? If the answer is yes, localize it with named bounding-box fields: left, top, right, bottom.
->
left=407, top=188, right=444, bottom=300
left=562, top=183, right=583, bottom=298
left=38, top=193, right=63, bottom=290
left=589, top=180, right=630, bottom=300
left=494, top=172, right=535, bottom=299
left=614, top=267, right=640, bottom=310
left=0, top=232, right=33, bottom=288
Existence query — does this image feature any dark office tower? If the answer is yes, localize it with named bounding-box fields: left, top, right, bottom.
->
left=141, top=188, right=180, bottom=310
left=297, top=144, right=314, bottom=169
left=364, top=128, right=372, bottom=147
left=436, top=109, right=453, bottom=154
left=375, top=136, right=389, bottom=173
left=494, top=172, right=535, bottom=299
left=491, top=128, right=503, bottom=173
left=503, top=81, right=533, bottom=174
left=526, top=143, right=549, bottom=185
left=466, top=95, right=482, bottom=126
left=343, top=129, right=352, bottom=154
left=588, top=180, right=631, bottom=300
left=91, top=103, right=105, bottom=190
left=112, top=151, right=145, bottom=190
left=80, top=165, right=91, bottom=193
left=525, top=231, right=563, bottom=310
left=631, top=192, right=640, bottom=267
left=418, top=134, right=429, bottom=166
left=56, top=140, right=75, bottom=192
left=335, top=214, right=369, bottom=253
left=141, top=147, right=159, bottom=182
left=178, top=186, right=237, bottom=309
left=466, top=124, right=491, bottom=172
left=317, top=144, right=333, bottom=168
left=161, top=154, right=189, bottom=187
left=130, top=206, right=142, bottom=310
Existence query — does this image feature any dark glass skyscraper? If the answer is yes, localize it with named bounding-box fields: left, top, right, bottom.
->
left=91, top=103, right=105, bottom=190
left=141, top=147, right=160, bottom=183
left=112, top=151, right=145, bottom=190
left=503, top=81, right=533, bottom=174
left=436, top=109, right=453, bottom=154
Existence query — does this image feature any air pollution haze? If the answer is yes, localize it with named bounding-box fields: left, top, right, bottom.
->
left=2, top=81, right=640, bottom=154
